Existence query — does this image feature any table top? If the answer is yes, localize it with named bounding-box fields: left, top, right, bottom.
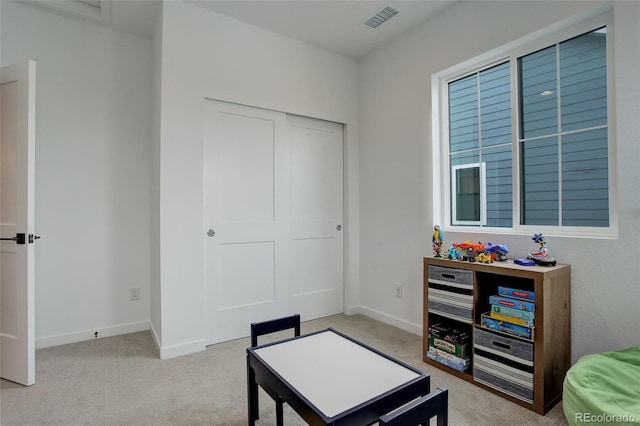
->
left=251, top=328, right=423, bottom=418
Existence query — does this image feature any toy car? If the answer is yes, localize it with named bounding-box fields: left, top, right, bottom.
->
left=453, top=241, right=485, bottom=253
left=452, top=241, right=485, bottom=261
left=527, top=252, right=557, bottom=266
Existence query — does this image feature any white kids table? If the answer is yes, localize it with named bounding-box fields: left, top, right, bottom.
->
left=247, top=328, right=430, bottom=425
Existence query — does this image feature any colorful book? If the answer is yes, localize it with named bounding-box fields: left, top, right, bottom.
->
left=428, top=335, right=470, bottom=358
left=489, top=295, right=535, bottom=312
left=498, top=286, right=535, bottom=301
left=491, top=304, right=535, bottom=320
left=481, top=313, right=534, bottom=341
left=428, top=346, right=471, bottom=366
left=426, top=351, right=470, bottom=372
left=489, top=310, right=534, bottom=327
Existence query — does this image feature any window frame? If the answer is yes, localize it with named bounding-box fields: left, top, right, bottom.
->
left=431, top=5, right=617, bottom=239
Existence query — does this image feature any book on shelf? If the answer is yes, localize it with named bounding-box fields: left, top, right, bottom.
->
left=488, top=295, right=535, bottom=312
left=426, top=350, right=470, bottom=373
left=481, top=313, right=535, bottom=341
left=490, top=304, right=535, bottom=320
left=497, top=286, right=535, bottom=301
left=489, top=310, right=534, bottom=327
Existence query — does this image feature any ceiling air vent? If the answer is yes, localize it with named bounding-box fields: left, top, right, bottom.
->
left=363, top=6, right=399, bottom=29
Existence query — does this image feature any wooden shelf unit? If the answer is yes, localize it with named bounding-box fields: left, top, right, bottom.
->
left=423, top=257, right=571, bottom=415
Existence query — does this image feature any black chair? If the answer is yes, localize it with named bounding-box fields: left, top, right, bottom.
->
left=248, top=314, right=301, bottom=426
left=378, top=387, right=448, bottom=426
left=250, top=314, right=301, bottom=347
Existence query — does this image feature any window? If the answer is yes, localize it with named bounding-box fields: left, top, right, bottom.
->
left=448, top=62, right=512, bottom=228
left=519, top=28, right=608, bottom=227
left=452, top=163, right=486, bottom=225
left=433, top=8, right=615, bottom=237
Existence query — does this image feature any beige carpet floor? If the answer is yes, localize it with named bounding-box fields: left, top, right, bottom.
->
left=0, top=314, right=568, bottom=425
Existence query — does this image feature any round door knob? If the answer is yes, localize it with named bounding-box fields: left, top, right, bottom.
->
left=207, top=229, right=215, bottom=237
left=336, top=225, right=342, bottom=231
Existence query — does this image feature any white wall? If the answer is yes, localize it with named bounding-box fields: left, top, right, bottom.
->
left=153, top=1, right=359, bottom=358
left=358, top=0, right=640, bottom=361
left=0, top=2, right=152, bottom=347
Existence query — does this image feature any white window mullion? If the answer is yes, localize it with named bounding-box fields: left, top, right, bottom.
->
left=556, top=44, right=563, bottom=226
left=480, top=162, right=487, bottom=226
left=477, top=73, right=484, bottom=227
left=511, top=56, right=522, bottom=229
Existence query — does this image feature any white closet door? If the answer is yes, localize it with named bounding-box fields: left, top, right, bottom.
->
left=203, top=100, right=290, bottom=344
left=203, top=101, right=343, bottom=345
left=287, top=114, right=344, bottom=319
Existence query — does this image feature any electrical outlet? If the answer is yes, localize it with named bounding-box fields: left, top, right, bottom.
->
left=130, top=287, right=140, bottom=301
left=395, top=283, right=402, bottom=297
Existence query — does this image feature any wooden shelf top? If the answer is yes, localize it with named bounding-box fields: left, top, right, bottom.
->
left=424, top=257, right=570, bottom=278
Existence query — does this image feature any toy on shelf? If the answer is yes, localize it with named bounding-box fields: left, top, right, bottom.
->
left=484, top=242, right=509, bottom=261
left=447, top=240, right=509, bottom=263
left=452, top=241, right=485, bottom=262
left=432, top=225, right=444, bottom=258
left=527, top=233, right=557, bottom=266
left=447, top=245, right=461, bottom=260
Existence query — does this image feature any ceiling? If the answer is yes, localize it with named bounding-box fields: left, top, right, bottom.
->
left=186, top=1, right=457, bottom=59
left=22, top=0, right=457, bottom=60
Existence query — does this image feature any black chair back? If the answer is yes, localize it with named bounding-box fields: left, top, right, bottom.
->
left=248, top=314, right=302, bottom=426
left=250, top=314, right=301, bottom=347
left=379, top=387, right=448, bottom=426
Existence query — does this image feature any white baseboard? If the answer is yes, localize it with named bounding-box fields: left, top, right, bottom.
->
left=347, top=305, right=423, bottom=336
left=149, top=321, right=162, bottom=357
left=35, top=310, right=420, bottom=356
left=36, top=321, right=150, bottom=349
left=148, top=321, right=205, bottom=360
left=158, top=339, right=206, bottom=360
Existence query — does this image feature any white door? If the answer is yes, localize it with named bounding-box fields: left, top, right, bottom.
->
left=0, top=61, right=36, bottom=386
left=288, top=114, right=343, bottom=319
left=203, top=101, right=289, bottom=344
left=203, top=100, right=343, bottom=344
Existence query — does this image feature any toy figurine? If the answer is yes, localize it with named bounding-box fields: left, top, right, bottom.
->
left=527, top=233, right=557, bottom=266
left=432, top=225, right=444, bottom=257
left=485, top=242, right=509, bottom=261
left=532, top=233, right=548, bottom=254
left=447, top=245, right=461, bottom=260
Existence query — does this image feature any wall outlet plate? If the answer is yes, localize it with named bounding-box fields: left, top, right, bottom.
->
left=395, top=283, right=402, bottom=297
left=130, top=287, right=140, bottom=301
